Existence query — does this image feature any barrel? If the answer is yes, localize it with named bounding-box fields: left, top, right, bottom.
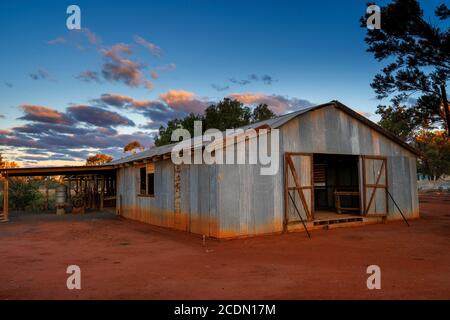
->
left=55, top=184, right=66, bottom=215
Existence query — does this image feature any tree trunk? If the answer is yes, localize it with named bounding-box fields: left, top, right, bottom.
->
left=440, top=85, right=450, bottom=136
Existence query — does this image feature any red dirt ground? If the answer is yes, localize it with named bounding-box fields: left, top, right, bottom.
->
left=0, top=194, right=449, bottom=300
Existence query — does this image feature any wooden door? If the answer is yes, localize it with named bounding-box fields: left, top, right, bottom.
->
left=362, top=156, right=388, bottom=216
left=284, top=153, right=314, bottom=227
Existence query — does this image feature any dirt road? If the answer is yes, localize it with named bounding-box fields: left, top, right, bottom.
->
left=0, top=195, right=449, bottom=299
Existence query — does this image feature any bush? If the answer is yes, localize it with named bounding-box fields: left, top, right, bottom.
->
left=8, top=177, right=43, bottom=211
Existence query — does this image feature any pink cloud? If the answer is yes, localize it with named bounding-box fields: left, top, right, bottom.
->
left=159, top=90, right=209, bottom=114
left=228, top=92, right=313, bottom=114
left=18, top=105, right=72, bottom=124
left=134, top=35, right=162, bottom=57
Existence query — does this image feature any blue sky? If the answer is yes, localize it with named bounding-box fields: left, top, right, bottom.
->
left=0, top=0, right=445, bottom=166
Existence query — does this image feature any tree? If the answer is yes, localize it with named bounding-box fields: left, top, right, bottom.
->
left=252, top=103, right=276, bottom=122
left=154, top=113, right=202, bottom=147
left=86, top=153, right=113, bottom=166
left=0, top=153, right=18, bottom=169
left=154, top=98, right=277, bottom=147
left=414, top=130, right=450, bottom=180
left=124, top=140, right=144, bottom=154
left=203, top=98, right=252, bottom=131
left=362, top=0, right=450, bottom=135
left=8, top=177, right=43, bottom=211
left=375, top=103, right=417, bottom=141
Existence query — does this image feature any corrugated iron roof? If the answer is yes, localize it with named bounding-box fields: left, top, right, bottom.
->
left=109, top=100, right=417, bottom=165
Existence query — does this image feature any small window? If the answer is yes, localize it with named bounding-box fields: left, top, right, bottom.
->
left=139, top=164, right=155, bottom=197
left=140, top=167, right=146, bottom=195
left=147, top=173, right=155, bottom=196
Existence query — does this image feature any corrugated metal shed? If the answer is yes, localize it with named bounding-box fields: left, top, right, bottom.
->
left=115, top=101, right=419, bottom=238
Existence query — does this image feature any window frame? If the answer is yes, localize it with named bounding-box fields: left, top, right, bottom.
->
left=138, top=164, right=155, bottom=198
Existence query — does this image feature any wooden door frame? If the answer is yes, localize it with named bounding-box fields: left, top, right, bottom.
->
left=361, top=155, right=388, bottom=216
left=284, top=152, right=314, bottom=230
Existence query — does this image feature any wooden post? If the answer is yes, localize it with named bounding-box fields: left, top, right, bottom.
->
left=44, top=177, right=49, bottom=211
left=100, top=177, right=104, bottom=211
left=3, top=174, right=8, bottom=222
left=67, top=179, right=72, bottom=203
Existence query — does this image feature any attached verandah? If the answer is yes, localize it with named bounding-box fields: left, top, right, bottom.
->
left=0, top=165, right=118, bottom=222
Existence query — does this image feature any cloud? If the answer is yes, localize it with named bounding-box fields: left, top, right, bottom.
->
left=75, top=70, right=101, bottom=82
left=157, top=63, right=176, bottom=72
left=100, top=43, right=152, bottom=89
left=29, top=69, right=50, bottom=81
left=4, top=82, right=13, bottom=88
left=47, top=36, right=66, bottom=45
left=140, top=102, right=185, bottom=126
left=134, top=35, right=162, bottom=57
left=97, top=92, right=202, bottom=128
left=96, top=93, right=153, bottom=109
left=150, top=63, right=176, bottom=80
left=67, top=105, right=135, bottom=127
left=47, top=28, right=100, bottom=48
left=228, top=93, right=313, bottom=114
left=12, top=123, right=91, bottom=136
left=81, top=28, right=101, bottom=45
left=211, top=84, right=230, bottom=91
left=2, top=97, right=156, bottom=165
left=150, top=71, right=159, bottom=79
left=229, top=78, right=251, bottom=85
left=144, top=80, right=154, bottom=90
left=49, top=30, right=157, bottom=89
left=261, top=74, right=275, bottom=85
left=0, top=114, right=5, bottom=119
left=159, top=90, right=210, bottom=114
left=229, top=74, right=276, bottom=86
left=18, top=104, right=73, bottom=124
left=0, top=124, right=154, bottom=165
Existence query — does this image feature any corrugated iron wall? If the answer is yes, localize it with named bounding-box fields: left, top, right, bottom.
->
left=117, top=105, right=419, bottom=238
left=117, top=159, right=219, bottom=237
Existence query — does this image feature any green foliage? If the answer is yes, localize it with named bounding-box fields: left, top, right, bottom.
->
left=8, top=177, right=43, bottom=211
left=251, top=104, right=276, bottom=122
left=361, top=0, right=450, bottom=134
left=414, top=131, right=450, bottom=179
left=376, top=104, right=417, bottom=141
left=154, top=99, right=277, bottom=147
left=155, top=113, right=203, bottom=147
left=204, top=98, right=251, bottom=131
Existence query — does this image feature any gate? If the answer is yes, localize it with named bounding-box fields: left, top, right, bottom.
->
left=284, top=153, right=314, bottom=229
left=362, top=156, right=388, bottom=216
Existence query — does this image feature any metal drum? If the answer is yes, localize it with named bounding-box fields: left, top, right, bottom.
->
left=55, top=184, right=66, bottom=215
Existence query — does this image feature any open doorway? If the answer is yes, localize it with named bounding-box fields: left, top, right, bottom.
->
left=313, top=153, right=361, bottom=218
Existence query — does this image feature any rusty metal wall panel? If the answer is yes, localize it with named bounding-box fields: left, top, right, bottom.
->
left=216, top=161, right=282, bottom=238
left=116, top=159, right=218, bottom=234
